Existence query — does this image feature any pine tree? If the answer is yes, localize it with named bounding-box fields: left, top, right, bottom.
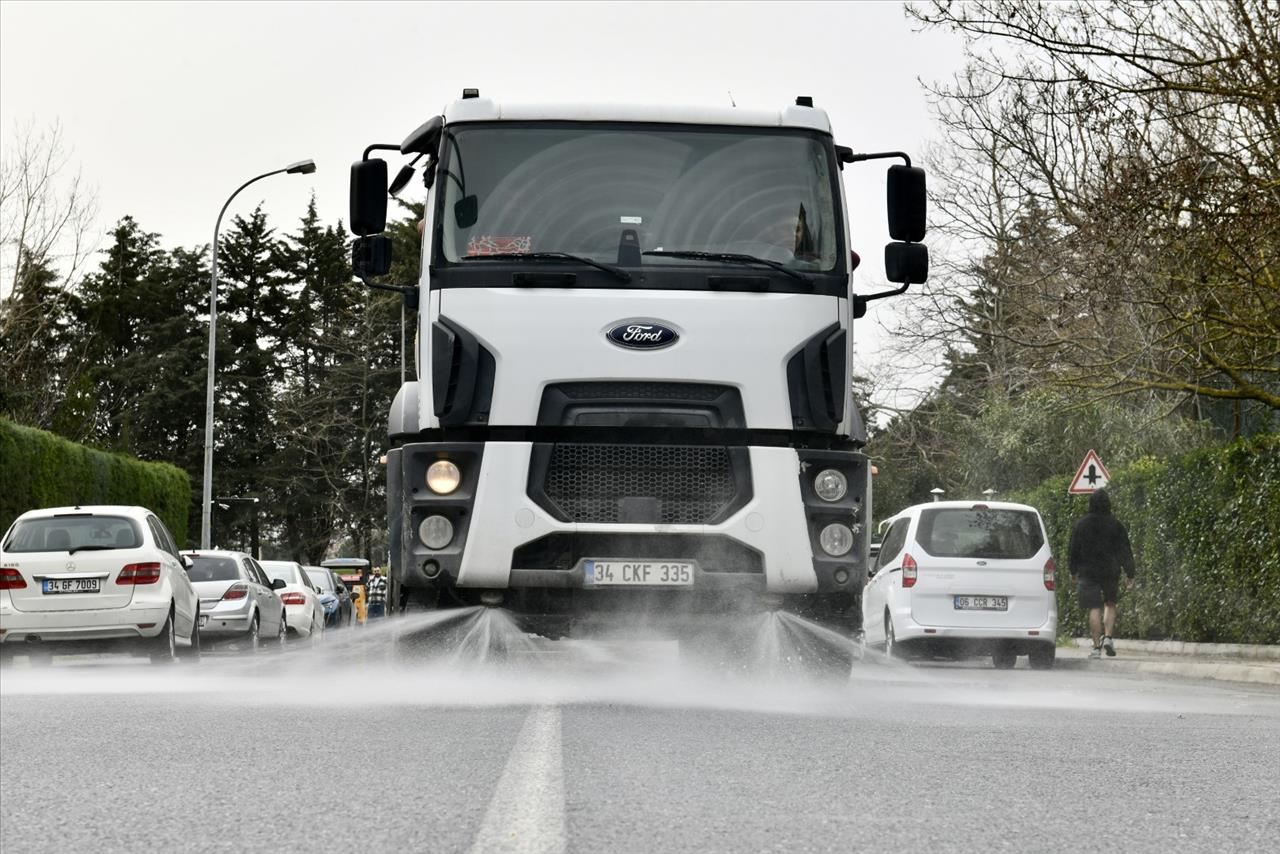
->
left=0, top=249, right=81, bottom=432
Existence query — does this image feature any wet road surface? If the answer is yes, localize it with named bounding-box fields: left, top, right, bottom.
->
left=2, top=612, right=1278, bottom=854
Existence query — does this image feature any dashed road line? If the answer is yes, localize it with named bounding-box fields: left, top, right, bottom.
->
left=468, top=705, right=566, bottom=854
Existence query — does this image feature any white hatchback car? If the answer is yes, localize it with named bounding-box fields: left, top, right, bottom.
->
left=258, top=560, right=325, bottom=639
left=0, top=505, right=200, bottom=663
left=862, top=501, right=1057, bottom=669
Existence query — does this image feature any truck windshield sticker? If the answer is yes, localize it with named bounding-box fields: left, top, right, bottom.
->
left=467, top=235, right=533, bottom=256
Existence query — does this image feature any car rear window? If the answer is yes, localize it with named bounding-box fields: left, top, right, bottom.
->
left=260, top=561, right=302, bottom=585
left=305, top=569, right=334, bottom=592
left=2, top=515, right=143, bottom=553
left=916, top=508, right=1045, bottom=560
left=187, top=556, right=241, bottom=582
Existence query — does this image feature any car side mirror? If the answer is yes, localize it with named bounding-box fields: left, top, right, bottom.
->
left=180, top=554, right=194, bottom=570
left=272, top=578, right=286, bottom=590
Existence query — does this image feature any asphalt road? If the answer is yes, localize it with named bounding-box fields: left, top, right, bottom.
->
left=2, top=614, right=1278, bottom=854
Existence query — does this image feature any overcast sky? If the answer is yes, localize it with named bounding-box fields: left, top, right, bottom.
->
left=1, top=0, right=966, bottom=385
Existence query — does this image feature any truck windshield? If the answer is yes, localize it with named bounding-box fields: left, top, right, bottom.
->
left=438, top=124, right=840, bottom=273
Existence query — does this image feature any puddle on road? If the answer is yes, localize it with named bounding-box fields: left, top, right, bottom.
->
left=1, top=608, right=1270, bottom=718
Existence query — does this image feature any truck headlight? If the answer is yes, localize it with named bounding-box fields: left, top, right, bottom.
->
left=418, top=515, right=454, bottom=550
left=426, top=460, right=461, bottom=494
left=819, top=523, right=853, bottom=556
left=814, top=469, right=847, bottom=502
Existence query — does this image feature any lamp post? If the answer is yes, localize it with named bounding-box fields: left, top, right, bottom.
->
left=201, top=160, right=316, bottom=549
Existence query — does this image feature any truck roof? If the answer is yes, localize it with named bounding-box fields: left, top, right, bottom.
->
left=442, top=96, right=833, bottom=134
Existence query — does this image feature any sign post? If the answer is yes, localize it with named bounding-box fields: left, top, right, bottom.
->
left=1068, top=449, right=1111, bottom=494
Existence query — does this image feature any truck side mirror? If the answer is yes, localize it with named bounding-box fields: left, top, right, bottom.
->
left=350, top=159, right=389, bottom=236
left=353, top=235, right=393, bottom=278
left=884, top=242, right=929, bottom=284
left=887, top=164, right=926, bottom=243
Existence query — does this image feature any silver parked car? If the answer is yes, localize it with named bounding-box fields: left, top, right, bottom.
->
left=182, top=550, right=287, bottom=650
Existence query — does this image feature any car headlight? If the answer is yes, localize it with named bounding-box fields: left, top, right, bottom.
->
left=814, top=469, right=847, bottom=502
left=419, top=515, right=454, bottom=550
left=426, top=460, right=461, bottom=494
left=819, top=523, right=853, bottom=556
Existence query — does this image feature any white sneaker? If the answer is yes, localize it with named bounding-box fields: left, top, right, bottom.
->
left=1103, top=636, right=1116, bottom=657
left=1089, top=647, right=1102, bottom=659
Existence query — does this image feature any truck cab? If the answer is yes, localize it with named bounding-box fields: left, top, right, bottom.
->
left=350, top=93, right=927, bottom=641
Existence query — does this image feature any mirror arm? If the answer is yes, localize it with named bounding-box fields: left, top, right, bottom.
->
left=854, top=281, right=911, bottom=315
left=362, top=143, right=400, bottom=161
left=359, top=276, right=415, bottom=296
left=837, top=148, right=912, bottom=168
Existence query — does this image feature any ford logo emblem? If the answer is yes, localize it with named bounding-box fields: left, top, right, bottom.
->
left=607, top=322, right=678, bottom=350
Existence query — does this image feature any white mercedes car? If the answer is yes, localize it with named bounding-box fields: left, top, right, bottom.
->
left=862, top=500, right=1057, bottom=669
left=0, top=505, right=201, bottom=663
left=258, top=560, right=325, bottom=639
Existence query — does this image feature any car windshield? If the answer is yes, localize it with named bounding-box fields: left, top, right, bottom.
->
left=305, top=569, right=334, bottom=592
left=186, top=556, right=241, bottom=582
left=2, top=515, right=142, bottom=553
left=916, top=508, right=1045, bottom=560
left=438, top=124, right=840, bottom=273
left=260, top=561, right=302, bottom=586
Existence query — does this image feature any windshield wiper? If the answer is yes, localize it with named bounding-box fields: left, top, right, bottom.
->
left=461, top=252, right=631, bottom=283
left=67, top=545, right=117, bottom=555
left=642, top=250, right=812, bottom=284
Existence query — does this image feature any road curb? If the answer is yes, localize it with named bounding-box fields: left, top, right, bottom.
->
left=1072, top=638, right=1280, bottom=660
left=1059, top=650, right=1280, bottom=686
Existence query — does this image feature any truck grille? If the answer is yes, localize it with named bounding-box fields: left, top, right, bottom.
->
left=535, top=443, right=747, bottom=525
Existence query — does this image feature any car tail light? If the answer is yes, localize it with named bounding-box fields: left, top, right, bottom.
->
left=0, top=568, right=26, bottom=590
left=280, top=592, right=306, bottom=605
left=1043, top=557, right=1056, bottom=591
left=117, top=562, right=162, bottom=585
left=902, top=553, right=918, bottom=588
left=222, top=583, right=248, bottom=601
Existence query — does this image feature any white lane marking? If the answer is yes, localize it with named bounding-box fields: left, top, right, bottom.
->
left=469, top=705, right=566, bottom=854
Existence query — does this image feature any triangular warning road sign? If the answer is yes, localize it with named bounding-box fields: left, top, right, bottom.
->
left=1069, top=449, right=1111, bottom=494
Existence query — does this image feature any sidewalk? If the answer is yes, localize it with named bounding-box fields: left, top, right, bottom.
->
left=1058, top=638, right=1280, bottom=686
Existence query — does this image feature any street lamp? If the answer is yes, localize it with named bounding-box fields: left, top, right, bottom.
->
left=200, top=160, right=316, bottom=549
left=213, top=496, right=261, bottom=557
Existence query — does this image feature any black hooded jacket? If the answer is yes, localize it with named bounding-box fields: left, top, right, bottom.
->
left=1067, top=490, right=1136, bottom=581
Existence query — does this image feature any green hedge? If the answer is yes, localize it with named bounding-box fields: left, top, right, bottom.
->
left=0, top=419, right=191, bottom=545
left=1015, top=433, right=1280, bottom=644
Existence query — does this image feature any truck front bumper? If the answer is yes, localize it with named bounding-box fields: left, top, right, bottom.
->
left=390, top=441, right=870, bottom=599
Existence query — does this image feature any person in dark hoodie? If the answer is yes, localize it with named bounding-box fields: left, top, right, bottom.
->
left=1067, top=489, right=1136, bottom=658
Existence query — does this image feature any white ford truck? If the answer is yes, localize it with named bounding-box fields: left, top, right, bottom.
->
left=348, top=91, right=928, bottom=645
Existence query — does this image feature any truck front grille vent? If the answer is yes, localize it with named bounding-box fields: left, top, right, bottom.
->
left=541, top=443, right=739, bottom=525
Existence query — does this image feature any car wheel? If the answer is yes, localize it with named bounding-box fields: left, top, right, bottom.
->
left=179, top=616, right=202, bottom=662
left=149, top=612, right=177, bottom=664
left=246, top=614, right=261, bottom=652
left=992, top=647, right=1017, bottom=669
left=1028, top=644, right=1056, bottom=670
left=274, top=614, right=288, bottom=648
left=884, top=613, right=901, bottom=660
